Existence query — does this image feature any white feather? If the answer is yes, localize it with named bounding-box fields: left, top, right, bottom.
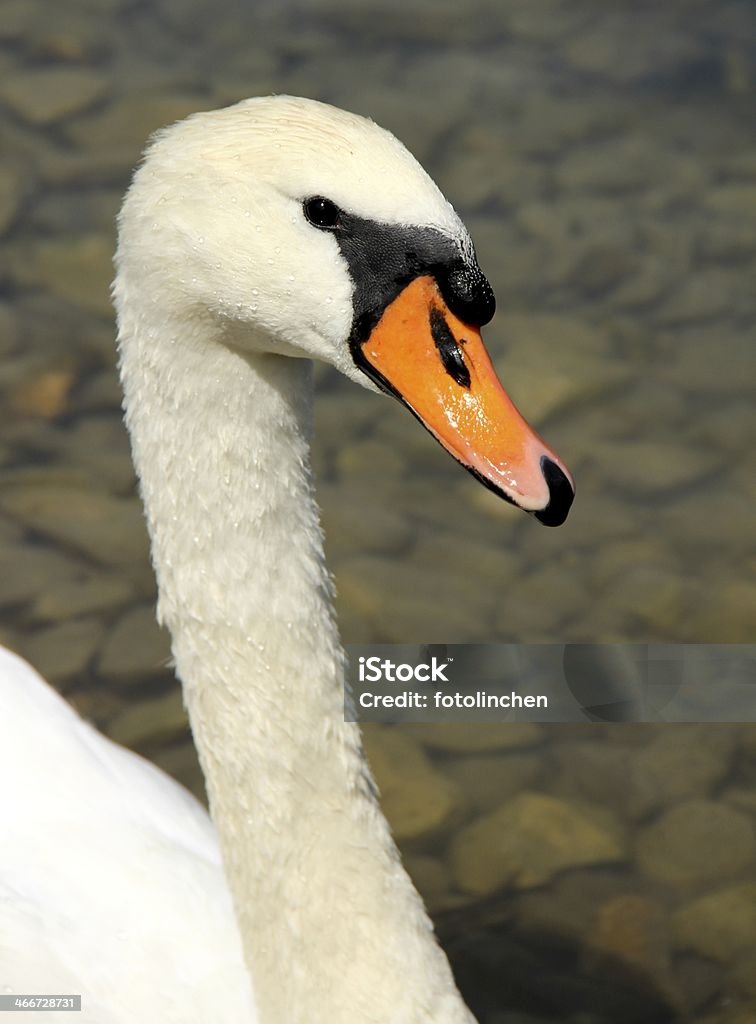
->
left=1, top=96, right=481, bottom=1024
left=0, top=645, right=255, bottom=1023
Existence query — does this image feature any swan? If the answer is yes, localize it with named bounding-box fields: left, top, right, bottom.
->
left=0, top=95, right=574, bottom=1024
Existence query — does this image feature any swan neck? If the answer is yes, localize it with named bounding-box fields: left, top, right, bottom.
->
left=117, top=309, right=474, bottom=1024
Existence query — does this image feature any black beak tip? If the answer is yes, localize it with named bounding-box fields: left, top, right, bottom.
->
left=534, top=457, right=575, bottom=527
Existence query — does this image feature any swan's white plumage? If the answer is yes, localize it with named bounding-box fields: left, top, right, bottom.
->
left=0, top=646, right=255, bottom=1023
left=1, top=95, right=481, bottom=1024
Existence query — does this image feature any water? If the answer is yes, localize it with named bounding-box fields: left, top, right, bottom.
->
left=0, top=1, right=754, bottom=1021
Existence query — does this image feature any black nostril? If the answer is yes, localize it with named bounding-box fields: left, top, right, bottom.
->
left=535, top=457, right=575, bottom=527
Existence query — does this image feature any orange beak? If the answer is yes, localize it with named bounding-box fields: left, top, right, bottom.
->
left=358, top=275, right=574, bottom=525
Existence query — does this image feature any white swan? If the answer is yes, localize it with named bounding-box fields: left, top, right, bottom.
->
left=0, top=96, right=574, bottom=1024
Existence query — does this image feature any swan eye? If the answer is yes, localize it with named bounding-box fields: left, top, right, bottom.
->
left=303, top=196, right=341, bottom=230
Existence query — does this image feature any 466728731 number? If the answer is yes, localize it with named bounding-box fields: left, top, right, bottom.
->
left=0, top=995, right=81, bottom=1012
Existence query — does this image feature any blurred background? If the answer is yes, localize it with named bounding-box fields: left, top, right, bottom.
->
left=0, top=1, right=754, bottom=1021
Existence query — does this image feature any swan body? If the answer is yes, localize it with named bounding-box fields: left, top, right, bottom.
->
left=0, top=96, right=573, bottom=1023
left=0, top=646, right=254, bottom=1022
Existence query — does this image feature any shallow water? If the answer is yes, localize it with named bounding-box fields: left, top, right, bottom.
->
left=0, top=1, right=754, bottom=1021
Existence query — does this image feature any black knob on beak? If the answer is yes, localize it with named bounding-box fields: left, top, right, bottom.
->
left=437, top=259, right=496, bottom=327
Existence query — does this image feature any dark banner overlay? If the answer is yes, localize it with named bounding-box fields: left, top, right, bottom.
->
left=344, top=645, right=756, bottom=723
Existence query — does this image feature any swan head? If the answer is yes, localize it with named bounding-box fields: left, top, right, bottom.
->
left=116, top=95, right=574, bottom=525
